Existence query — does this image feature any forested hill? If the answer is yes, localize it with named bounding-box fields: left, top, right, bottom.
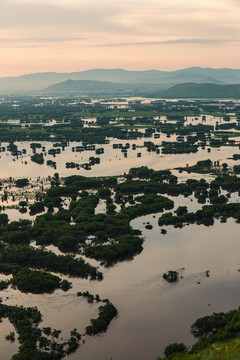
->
left=43, top=79, right=164, bottom=94
left=159, top=83, right=240, bottom=98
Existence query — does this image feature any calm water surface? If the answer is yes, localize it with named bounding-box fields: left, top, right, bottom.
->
left=2, top=214, right=240, bottom=360
left=1, top=128, right=240, bottom=359
left=68, top=218, right=240, bottom=360
left=0, top=140, right=239, bottom=178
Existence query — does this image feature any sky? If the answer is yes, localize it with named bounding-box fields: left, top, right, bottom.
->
left=0, top=0, right=240, bottom=76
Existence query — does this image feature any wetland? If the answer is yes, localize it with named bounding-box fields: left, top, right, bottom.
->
left=1, top=96, right=240, bottom=359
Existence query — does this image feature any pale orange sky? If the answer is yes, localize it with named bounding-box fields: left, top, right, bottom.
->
left=0, top=0, right=240, bottom=77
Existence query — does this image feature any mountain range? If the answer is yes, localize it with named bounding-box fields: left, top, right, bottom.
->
left=1, top=67, right=240, bottom=93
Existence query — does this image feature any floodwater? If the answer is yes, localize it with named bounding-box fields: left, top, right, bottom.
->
left=1, top=113, right=240, bottom=359
left=0, top=140, right=239, bottom=179
left=0, top=114, right=239, bottom=178
left=68, top=217, right=240, bottom=360
left=3, top=214, right=240, bottom=360
left=2, top=194, right=240, bottom=360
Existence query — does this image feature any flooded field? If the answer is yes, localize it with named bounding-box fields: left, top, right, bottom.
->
left=1, top=97, right=240, bottom=360
left=0, top=139, right=239, bottom=180
left=72, top=218, right=240, bottom=360
left=3, top=216, right=240, bottom=360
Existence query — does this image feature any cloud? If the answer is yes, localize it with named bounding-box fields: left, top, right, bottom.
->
left=0, top=0, right=239, bottom=41
left=0, top=35, right=99, bottom=49
left=0, top=36, right=86, bottom=43
left=0, top=1, right=129, bottom=33
left=93, top=38, right=238, bottom=47
left=1, top=0, right=240, bottom=76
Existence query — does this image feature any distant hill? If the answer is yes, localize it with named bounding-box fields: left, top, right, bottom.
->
left=1, top=67, right=240, bottom=93
left=160, top=83, right=240, bottom=99
left=43, top=79, right=164, bottom=94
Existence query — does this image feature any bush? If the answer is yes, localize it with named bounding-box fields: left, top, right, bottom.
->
left=164, top=342, right=187, bottom=357
left=15, top=178, right=29, bottom=188
left=163, top=270, right=179, bottom=282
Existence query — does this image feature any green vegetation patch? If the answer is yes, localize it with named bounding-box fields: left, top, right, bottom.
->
left=11, top=267, right=71, bottom=294
left=85, top=303, right=117, bottom=336
left=0, top=246, right=103, bottom=280
left=31, top=153, right=44, bottom=164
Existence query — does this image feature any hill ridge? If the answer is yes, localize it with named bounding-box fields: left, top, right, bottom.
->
left=160, top=82, right=240, bottom=98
